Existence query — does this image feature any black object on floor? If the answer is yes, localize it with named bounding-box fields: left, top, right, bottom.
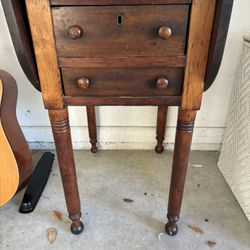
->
left=19, top=152, right=55, bottom=213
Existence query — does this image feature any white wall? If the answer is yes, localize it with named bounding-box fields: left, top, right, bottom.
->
left=0, top=1, right=250, bottom=150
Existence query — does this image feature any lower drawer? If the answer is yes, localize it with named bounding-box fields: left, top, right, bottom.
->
left=62, top=68, right=184, bottom=97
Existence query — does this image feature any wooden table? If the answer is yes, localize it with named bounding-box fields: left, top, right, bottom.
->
left=3, top=0, right=233, bottom=235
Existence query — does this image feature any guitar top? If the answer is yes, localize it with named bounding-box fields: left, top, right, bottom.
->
left=0, top=79, right=19, bottom=206
left=0, top=70, right=33, bottom=206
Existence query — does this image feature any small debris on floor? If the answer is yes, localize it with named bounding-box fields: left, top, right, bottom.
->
left=53, top=210, right=63, bottom=221
left=204, top=218, right=209, bottom=222
left=144, top=192, right=147, bottom=196
left=206, top=241, right=216, bottom=247
left=190, top=164, right=203, bottom=168
left=197, top=184, right=201, bottom=188
left=188, top=225, right=204, bottom=234
left=123, top=198, right=134, bottom=203
left=47, top=227, right=57, bottom=244
left=157, top=232, right=165, bottom=241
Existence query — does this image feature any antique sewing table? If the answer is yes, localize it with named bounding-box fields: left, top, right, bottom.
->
left=3, top=0, right=233, bottom=235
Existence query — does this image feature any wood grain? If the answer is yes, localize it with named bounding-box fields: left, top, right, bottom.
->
left=62, top=68, right=184, bottom=97
left=63, top=96, right=181, bottom=106
left=25, top=0, right=63, bottom=109
left=0, top=79, right=19, bottom=206
left=181, top=0, right=216, bottom=110
left=52, top=5, right=189, bottom=58
left=59, top=56, right=186, bottom=69
left=50, top=0, right=192, bottom=5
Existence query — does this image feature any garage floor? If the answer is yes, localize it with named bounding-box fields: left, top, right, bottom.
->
left=0, top=151, right=250, bottom=250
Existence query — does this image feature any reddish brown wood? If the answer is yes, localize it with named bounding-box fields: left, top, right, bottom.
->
left=64, top=96, right=181, bottom=106
left=50, top=0, right=191, bottom=5
left=49, top=109, right=83, bottom=234
left=26, top=0, right=64, bottom=109
left=86, top=106, right=98, bottom=153
left=59, top=56, right=186, bottom=69
left=165, top=109, right=196, bottom=235
left=21, top=0, right=230, bottom=237
left=52, top=5, right=189, bottom=58
left=155, top=106, right=168, bottom=153
left=62, top=68, right=184, bottom=97
left=0, top=70, right=32, bottom=191
left=181, top=0, right=216, bottom=110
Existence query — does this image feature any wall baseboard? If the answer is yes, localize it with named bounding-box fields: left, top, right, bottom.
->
left=22, top=126, right=224, bottom=151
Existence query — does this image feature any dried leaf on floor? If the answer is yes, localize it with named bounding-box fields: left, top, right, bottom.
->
left=47, top=227, right=57, bottom=244
left=206, top=241, right=216, bottom=247
left=123, top=198, right=134, bottom=203
left=188, top=225, right=204, bottom=234
left=53, top=210, right=63, bottom=221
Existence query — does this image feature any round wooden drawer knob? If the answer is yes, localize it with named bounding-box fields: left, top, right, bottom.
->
left=67, top=26, right=83, bottom=40
left=156, top=78, right=169, bottom=90
left=158, top=26, right=172, bottom=40
left=77, top=77, right=90, bottom=90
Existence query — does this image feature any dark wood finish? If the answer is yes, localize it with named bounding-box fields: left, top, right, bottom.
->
left=62, top=68, right=184, bottom=97
left=0, top=70, right=32, bottom=191
left=52, top=5, right=189, bottom=58
left=2, top=0, right=40, bottom=91
left=205, top=0, right=234, bottom=91
left=51, top=0, right=192, bottom=5
left=155, top=106, right=168, bottom=153
left=49, top=109, right=84, bottom=234
left=86, top=106, right=98, bottom=153
left=59, top=56, right=186, bottom=69
left=22, top=0, right=232, bottom=236
left=64, top=96, right=181, bottom=106
left=165, top=109, right=196, bottom=235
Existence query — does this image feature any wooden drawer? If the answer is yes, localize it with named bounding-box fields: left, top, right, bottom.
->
left=62, top=68, right=184, bottom=97
left=52, top=5, right=189, bottom=58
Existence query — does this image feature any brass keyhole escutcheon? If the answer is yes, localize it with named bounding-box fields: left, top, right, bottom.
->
left=117, top=14, right=124, bottom=26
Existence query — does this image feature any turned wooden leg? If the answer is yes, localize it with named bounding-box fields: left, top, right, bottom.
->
left=165, top=109, right=197, bottom=236
left=86, top=106, right=98, bottom=153
left=155, top=106, right=168, bottom=153
left=49, top=109, right=84, bottom=235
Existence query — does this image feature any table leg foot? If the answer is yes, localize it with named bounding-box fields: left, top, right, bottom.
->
left=165, top=222, right=178, bottom=236
left=155, top=144, right=164, bottom=154
left=70, top=220, right=84, bottom=235
left=165, top=214, right=179, bottom=236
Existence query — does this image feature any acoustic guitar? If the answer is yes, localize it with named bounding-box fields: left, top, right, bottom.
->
left=0, top=70, right=32, bottom=206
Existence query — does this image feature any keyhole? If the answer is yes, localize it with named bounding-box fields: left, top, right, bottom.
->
left=117, top=15, right=123, bottom=26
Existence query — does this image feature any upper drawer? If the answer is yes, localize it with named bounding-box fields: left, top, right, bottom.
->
left=52, top=5, right=189, bottom=58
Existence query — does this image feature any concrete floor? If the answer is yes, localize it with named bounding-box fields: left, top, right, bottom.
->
left=0, top=151, right=250, bottom=250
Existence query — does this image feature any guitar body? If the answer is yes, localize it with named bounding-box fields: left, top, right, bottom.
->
left=0, top=70, right=32, bottom=206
